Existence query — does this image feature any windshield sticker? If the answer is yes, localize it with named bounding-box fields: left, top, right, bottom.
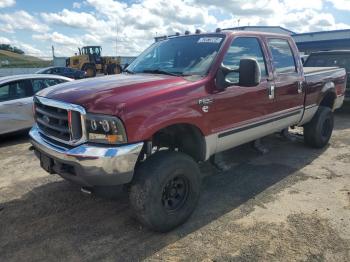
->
left=198, top=37, right=222, bottom=44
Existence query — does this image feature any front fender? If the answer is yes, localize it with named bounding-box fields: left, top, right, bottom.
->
left=125, top=106, right=207, bottom=142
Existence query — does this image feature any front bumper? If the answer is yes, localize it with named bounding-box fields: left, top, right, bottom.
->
left=29, top=125, right=143, bottom=187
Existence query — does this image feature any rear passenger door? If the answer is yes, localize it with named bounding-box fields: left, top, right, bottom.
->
left=266, top=38, right=304, bottom=119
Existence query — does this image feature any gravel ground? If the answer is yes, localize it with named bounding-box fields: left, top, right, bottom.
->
left=0, top=109, right=349, bottom=262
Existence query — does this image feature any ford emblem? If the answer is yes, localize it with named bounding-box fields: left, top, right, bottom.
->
left=43, top=115, right=50, bottom=124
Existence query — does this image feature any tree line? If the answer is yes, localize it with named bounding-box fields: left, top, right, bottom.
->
left=0, top=44, right=25, bottom=54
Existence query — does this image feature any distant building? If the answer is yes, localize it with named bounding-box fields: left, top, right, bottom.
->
left=293, top=29, right=350, bottom=54
left=154, top=26, right=350, bottom=55
left=226, top=26, right=350, bottom=54
left=224, top=26, right=295, bottom=35
left=53, top=56, right=67, bottom=67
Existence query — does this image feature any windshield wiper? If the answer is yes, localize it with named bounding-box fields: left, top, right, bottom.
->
left=124, top=69, right=135, bottom=74
left=141, top=69, right=181, bottom=76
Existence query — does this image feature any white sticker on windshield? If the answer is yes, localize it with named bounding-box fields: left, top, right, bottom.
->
left=198, top=37, right=222, bottom=44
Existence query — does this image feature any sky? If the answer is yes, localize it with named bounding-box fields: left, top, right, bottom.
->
left=0, top=0, right=350, bottom=58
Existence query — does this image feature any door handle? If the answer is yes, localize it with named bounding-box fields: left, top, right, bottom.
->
left=268, top=85, right=275, bottom=100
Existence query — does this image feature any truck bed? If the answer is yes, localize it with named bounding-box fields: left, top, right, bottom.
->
left=304, top=67, right=346, bottom=85
left=303, top=66, right=340, bottom=75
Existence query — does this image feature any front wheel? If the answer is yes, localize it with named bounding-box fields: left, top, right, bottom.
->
left=304, top=106, right=334, bottom=148
left=84, top=65, right=96, bottom=77
left=129, top=151, right=201, bottom=232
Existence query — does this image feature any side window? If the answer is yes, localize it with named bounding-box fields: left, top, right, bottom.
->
left=0, top=84, right=10, bottom=102
left=32, top=79, right=49, bottom=93
left=222, top=37, right=267, bottom=83
left=0, top=81, right=32, bottom=101
left=44, top=78, right=66, bottom=87
left=51, top=68, right=59, bottom=74
left=268, top=39, right=296, bottom=74
left=58, top=67, right=66, bottom=74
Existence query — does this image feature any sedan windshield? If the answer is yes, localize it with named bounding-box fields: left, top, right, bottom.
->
left=127, top=35, right=225, bottom=76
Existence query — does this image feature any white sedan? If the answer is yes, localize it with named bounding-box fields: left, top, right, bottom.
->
left=0, top=74, right=72, bottom=135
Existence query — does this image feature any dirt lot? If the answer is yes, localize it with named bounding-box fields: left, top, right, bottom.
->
left=0, top=110, right=349, bottom=262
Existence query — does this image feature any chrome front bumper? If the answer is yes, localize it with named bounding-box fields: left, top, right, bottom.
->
left=29, top=125, right=144, bottom=187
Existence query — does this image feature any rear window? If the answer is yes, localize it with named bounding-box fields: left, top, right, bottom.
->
left=304, top=54, right=350, bottom=72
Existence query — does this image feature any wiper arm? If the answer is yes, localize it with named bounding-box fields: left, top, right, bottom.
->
left=141, top=69, right=180, bottom=76
left=124, top=69, right=135, bottom=74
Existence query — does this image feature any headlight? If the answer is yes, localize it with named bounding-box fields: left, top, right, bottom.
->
left=86, top=114, right=127, bottom=144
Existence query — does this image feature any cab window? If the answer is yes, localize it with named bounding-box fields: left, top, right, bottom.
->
left=0, top=80, right=32, bottom=102
left=268, top=39, right=296, bottom=74
left=222, top=37, right=267, bottom=84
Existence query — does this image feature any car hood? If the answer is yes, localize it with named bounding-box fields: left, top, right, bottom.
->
left=37, top=74, right=189, bottom=114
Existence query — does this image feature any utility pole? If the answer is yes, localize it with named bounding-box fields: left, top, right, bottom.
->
left=115, top=21, right=118, bottom=57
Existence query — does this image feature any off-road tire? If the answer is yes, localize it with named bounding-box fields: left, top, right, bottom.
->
left=84, top=65, right=96, bottom=77
left=304, top=106, right=334, bottom=148
left=129, top=151, right=201, bottom=232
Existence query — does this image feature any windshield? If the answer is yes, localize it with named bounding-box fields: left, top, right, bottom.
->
left=82, top=47, right=101, bottom=56
left=127, top=35, right=225, bottom=76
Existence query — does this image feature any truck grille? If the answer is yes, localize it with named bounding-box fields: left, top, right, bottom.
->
left=34, top=97, right=86, bottom=145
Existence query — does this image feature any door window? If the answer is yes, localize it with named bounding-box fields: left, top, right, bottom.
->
left=222, top=37, right=267, bottom=83
left=51, top=68, right=60, bottom=74
left=268, top=39, right=296, bottom=74
left=45, top=78, right=66, bottom=86
left=0, top=81, right=32, bottom=102
left=31, top=78, right=67, bottom=94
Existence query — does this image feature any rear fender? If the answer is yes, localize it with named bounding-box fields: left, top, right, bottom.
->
left=319, top=82, right=337, bottom=110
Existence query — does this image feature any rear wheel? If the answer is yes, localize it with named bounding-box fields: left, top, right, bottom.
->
left=129, top=151, right=201, bottom=232
left=304, top=106, right=334, bottom=148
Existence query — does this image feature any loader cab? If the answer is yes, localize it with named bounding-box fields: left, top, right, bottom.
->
left=80, top=46, right=102, bottom=64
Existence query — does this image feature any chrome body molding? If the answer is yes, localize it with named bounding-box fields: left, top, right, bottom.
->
left=298, top=104, right=318, bottom=126
left=34, top=96, right=88, bottom=146
left=204, top=108, right=304, bottom=159
left=321, top=82, right=335, bottom=93
left=333, top=95, right=345, bottom=111
left=204, top=134, right=217, bottom=160
left=30, top=125, right=144, bottom=187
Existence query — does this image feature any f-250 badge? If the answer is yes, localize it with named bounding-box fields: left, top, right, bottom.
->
left=198, top=98, right=213, bottom=113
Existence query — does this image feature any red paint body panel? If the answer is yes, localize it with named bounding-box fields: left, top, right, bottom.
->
left=37, top=31, right=347, bottom=144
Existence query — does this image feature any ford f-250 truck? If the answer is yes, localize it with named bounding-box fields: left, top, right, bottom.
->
left=29, top=31, right=346, bottom=232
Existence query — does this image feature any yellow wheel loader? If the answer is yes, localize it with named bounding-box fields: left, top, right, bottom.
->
left=66, top=46, right=121, bottom=77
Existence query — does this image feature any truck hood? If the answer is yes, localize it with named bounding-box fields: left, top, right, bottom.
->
left=37, top=74, right=189, bottom=114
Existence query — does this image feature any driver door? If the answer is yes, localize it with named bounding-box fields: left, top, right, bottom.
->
left=208, top=36, right=277, bottom=152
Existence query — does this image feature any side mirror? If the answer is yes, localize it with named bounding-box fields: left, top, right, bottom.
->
left=239, top=58, right=261, bottom=87
left=216, top=58, right=261, bottom=90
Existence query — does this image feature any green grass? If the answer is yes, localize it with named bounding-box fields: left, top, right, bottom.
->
left=0, top=50, right=52, bottom=68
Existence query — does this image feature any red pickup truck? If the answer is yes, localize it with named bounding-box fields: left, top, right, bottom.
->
left=30, top=31, right=346, bottom=232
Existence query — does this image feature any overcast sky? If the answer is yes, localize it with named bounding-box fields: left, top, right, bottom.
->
left=0, top=0, right=350, bottom=58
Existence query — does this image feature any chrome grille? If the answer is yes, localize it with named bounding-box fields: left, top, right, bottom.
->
left=34, top=96, right=87, bottom=145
